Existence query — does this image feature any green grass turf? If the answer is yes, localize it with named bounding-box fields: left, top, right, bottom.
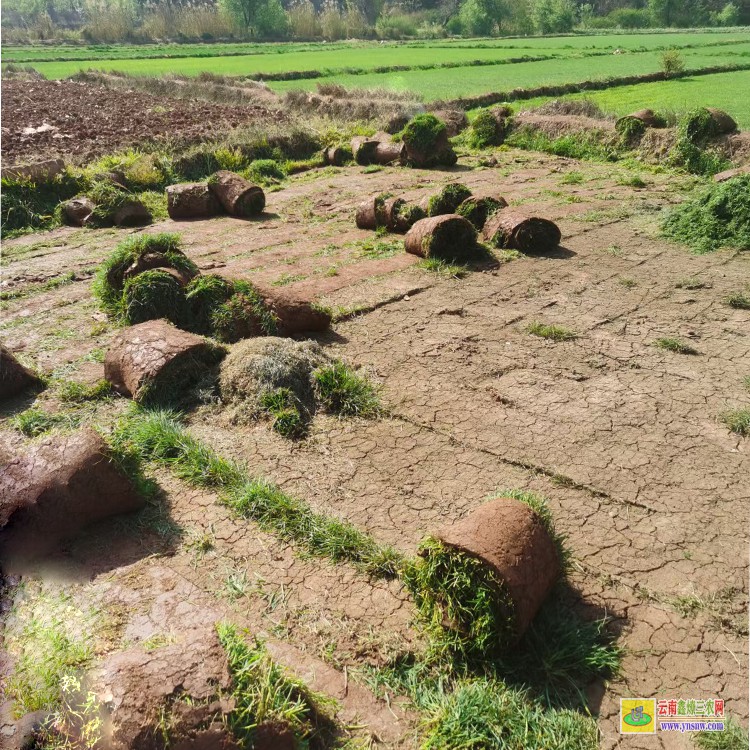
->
left=266, top=44, right=750, bottom=100
left=11, top=32, right=750, bottom=84
left=516, top=68, right=750, bottom=128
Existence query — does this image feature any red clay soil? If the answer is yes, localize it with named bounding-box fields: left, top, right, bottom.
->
left=1, top=79, right=279, bottom=165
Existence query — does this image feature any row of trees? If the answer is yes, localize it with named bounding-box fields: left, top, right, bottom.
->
left=2, top=0, right=748, bottom=42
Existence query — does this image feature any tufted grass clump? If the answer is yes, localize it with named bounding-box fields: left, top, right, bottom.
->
left=527, top=321, right=577, bottom=342
left=217, top=623, right=333, bottom=748
left=11, top=408, right=78, bottom=437
left=720, top=408, right=750, bottom=437
left=662, top=176, right=750, bottom=254
left=184, top=274, right=235, bottom=334
left=58, top=379, right=114, bottom=403
left=313, top=361, right=382, bottom=418
left=726, top=291, right=750, bottom=310
left=467, top=109, right=503, bottom=149
left=259, top=387, right=306, bottom=439
left=653, top=337, right=699, bottom=355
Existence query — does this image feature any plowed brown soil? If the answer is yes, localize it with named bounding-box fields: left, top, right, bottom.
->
left=1, top=148, right=747, bottom=749
left=1, top=79, right=280, bottom=164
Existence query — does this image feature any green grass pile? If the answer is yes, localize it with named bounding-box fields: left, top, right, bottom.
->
left=468, top=109, right=504, bottom=149
left=720, top=408, right=750, bottom=437
left=427, top=183, right=472, bottom=217
left=259, top=387, right=306, bottom=439
left=245, top=158, right=287, bottom=185
left=122, top=270, right=188, bottom=326
left=93, top=232, right=195, bottom=319
left=217, top=623, right=333, bottom=748
left=669, top=108, right=732, bottom=175
left=10, top=408, right=78, bottom=437
left=57, top=379, right=114, bottom=403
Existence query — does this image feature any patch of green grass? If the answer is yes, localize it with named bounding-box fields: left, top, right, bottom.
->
left=527, top=321, right=578, bottom=342
left=217, top=622, right=334, bottom=747
left=314, top=361, right=382, bottom=418
left=653, top=337, right=699, bottom=355
left=0, top=271, right=78, bottom=302
left=720, top=408, right=750, bottom=436
left=112, top=408, right=403, bottom=577
left=662, top=175, right=750, bottom=254
left=695, top=719, right=750, bottom=750
left=10, top=408, right=78, bottom=437
left=353, top=237, right=403, bottom=260
left=506, top=127, right=618, bottom=163
left=57, top=379, right=114, bottom=403
left=185, top=274, right=234, bottom=335
left=618, top=277, right=637, bottom=288
left=617, top=174, right=647, bottom=188
left=272, top=272, right=307, bottom=287
left=5, top=587, right=95, bottom=716
left=675, top=276, right=709, bottom=289
left=560, top=171, right=585, bottom=185
left=259, top=387, right=307, bottom=439
left=418, top=258, right=470, bottom=278
left=726, top=291, right=750, bottom=309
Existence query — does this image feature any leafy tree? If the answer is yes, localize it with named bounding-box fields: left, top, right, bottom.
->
left=531, top=0, right=576, bottom=32
left=219, top=0, right=288, bottom=35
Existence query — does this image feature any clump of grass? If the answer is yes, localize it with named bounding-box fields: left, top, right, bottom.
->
left=527, top=321, right=577, bottom=342
left=246, top=158, right=286, bottom=185
left=720, top=408, right=750, bottom=437
left=669, top=108, right=732, bottom=176
left=675, top=276, right=708, bottom=290
left=617, top=174, right=647, bottom=188
left=560, top=171, right=584, bottom=185
left=210, top=287, right=276, bottom=343
left=663, top=176, right=750, bottom=254
left=427, top=183, right=472, bottom=217
left=618, top=277, right=637, bottom=288
left=259, top=387, right=306, bottom=439
left=467, top=109, right=504, bottom=149
left=123, top=269, right=188, bottom=326
left=217, top=623, right=333, bottom=748
left=314, top=361, right=382, bottom=418
left=397, top=202, right=426, bottom=228
left=57, top=379, right=114, bottom=403
left=418, top=258, right=470, bottom=278
left=653, top=337, right=699, bottom=355
left=10, top=408, right=78, bottom=437
left=695, top=719, right=749, bottom=750
left=726, top=291, right=750, bottom=310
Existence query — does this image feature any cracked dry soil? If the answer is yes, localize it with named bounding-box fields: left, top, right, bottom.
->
left=1, top=148, right=748, bottom=749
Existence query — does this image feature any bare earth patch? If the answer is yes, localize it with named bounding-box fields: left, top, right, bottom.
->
left=1, top=148, right=747, bottom=748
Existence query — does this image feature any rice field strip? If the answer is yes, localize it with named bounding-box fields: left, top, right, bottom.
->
left=437, top=60, right=750, bottom=108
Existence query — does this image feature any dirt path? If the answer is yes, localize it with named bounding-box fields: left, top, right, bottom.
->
left=1, top=149, right=747, bottom=748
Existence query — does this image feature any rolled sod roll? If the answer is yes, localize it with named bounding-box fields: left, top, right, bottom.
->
left=374, top=141, right=406, bottom=165
left=355, top=194, right=406, bottom=231
left=0, top=345, right=42, bottom=401
left=404, top=214, right=477, bottom=261
left=482, top=208, right=561, bottom=253
left=256, top=287, right=332, bottom=336
left=0, top=429, right=144, bottom=569
left=208, top=170, right=265, bottom=217
left=616, top=108, right=662, bottom=130
left=351, top=137, right=380, bottom=166
left=166, top=183, right=223, bottom=220
left=122, top=251, right=199, bottom=287
left=62, top=196, right=95, bottom=226
left=324, top=146, right=347, bottom=166
left=112, top=199, right=151, bottom=227
left=104, top=319, right=225, bottom=403
left=356, top=196, right=379, bottom=230
left=705, top=107, right=737, bottom=134
left=435, top=496, right=561, bottom=639
left=456, top=194, right=509, bottom=230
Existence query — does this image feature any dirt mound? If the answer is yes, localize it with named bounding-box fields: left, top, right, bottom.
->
left=105, top=320, right=225, bottom=403
left=0, top=429, right=144, bottom=570
left=0, top=345, right=41, bottom=400
left=91, top=625, right=239, bottom=750
left=2, top=79, right=277, bottom=164
left=219, top=336, right=329, bottom=420
left=436, top=497, right=561, bottom=638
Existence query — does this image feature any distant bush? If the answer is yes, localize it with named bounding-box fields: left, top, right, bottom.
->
left=287, top=1, right=320, bottom=37
left=607, top=8, right=651, bottom=27
left=375, top=11, right=418, bottom=39
left=661, top=49, right=685, bottom=78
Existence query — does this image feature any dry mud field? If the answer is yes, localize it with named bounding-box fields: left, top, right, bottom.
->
left=1, top=147, right=748, bottom=748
